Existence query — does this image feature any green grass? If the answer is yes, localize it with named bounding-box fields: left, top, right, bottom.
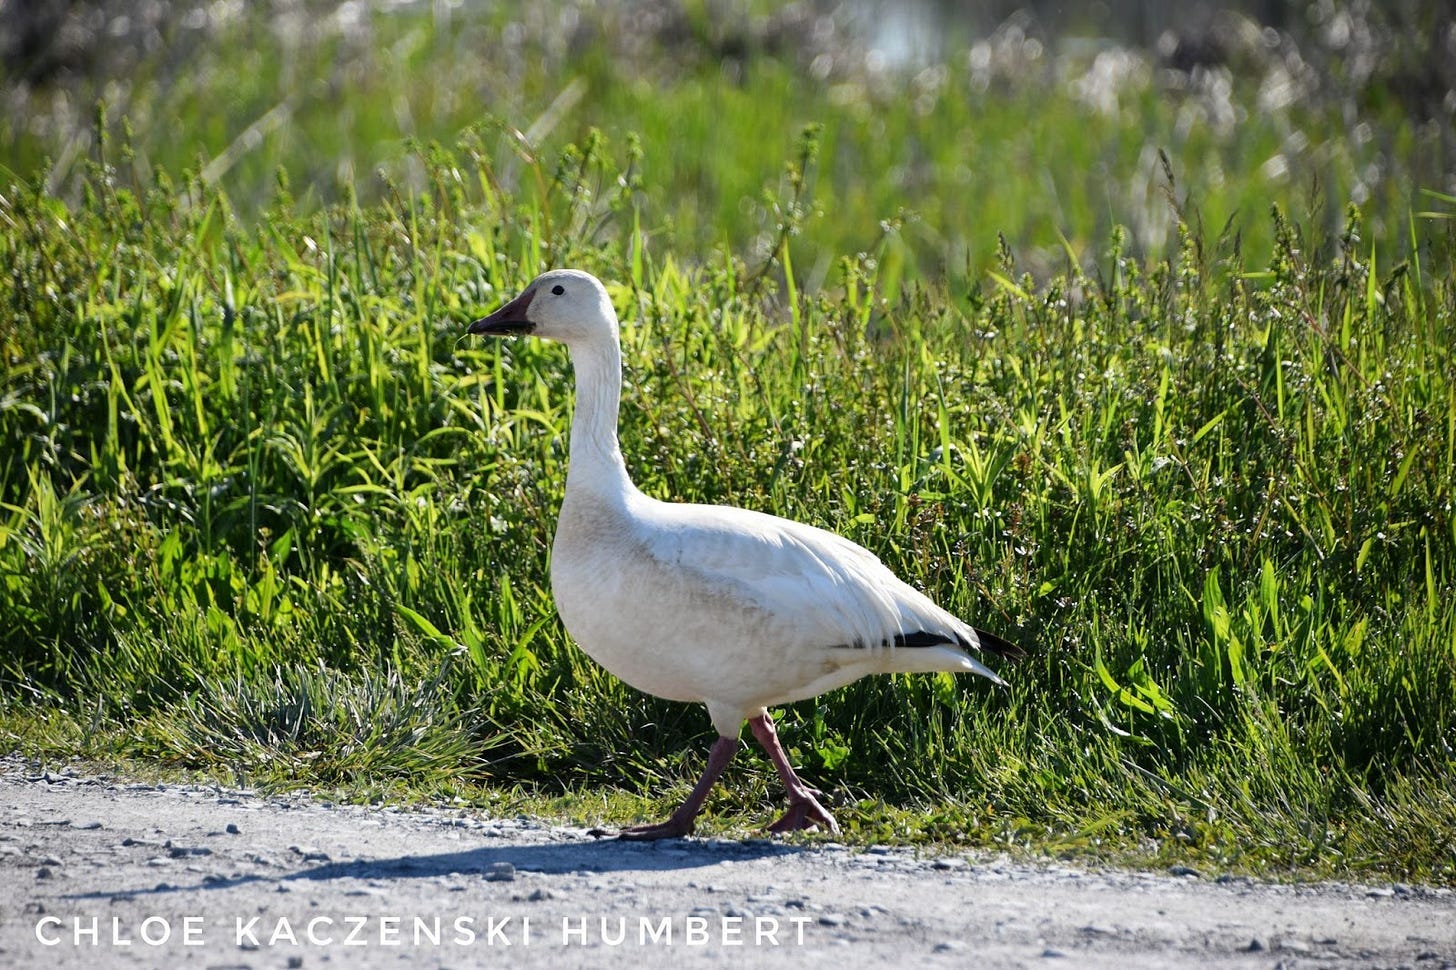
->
left=3, top=3, right=1455, bottom=884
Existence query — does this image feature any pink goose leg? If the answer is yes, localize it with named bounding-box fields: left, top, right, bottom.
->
left=618, top=734, right=739, bottom=840
left=748, top=713, right=839, bottom=834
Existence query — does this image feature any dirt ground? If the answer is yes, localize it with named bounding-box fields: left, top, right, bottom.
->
left=2, top=756, right=1452, bottom=968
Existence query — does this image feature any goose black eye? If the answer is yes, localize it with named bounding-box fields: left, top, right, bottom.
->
left=551, top=284, right=565, bottom=295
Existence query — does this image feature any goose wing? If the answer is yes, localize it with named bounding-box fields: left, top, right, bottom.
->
left=638, top=500, right=1017, bottom=674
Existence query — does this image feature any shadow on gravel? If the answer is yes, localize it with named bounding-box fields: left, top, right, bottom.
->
left=290, top=838, right=803, bottom=882
left=64, top=837, right=804, bottom=900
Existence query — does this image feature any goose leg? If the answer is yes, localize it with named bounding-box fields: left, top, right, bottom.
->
left=618, top=734, right=738, bottom=841
left=748, top=713, right=840, bottom=835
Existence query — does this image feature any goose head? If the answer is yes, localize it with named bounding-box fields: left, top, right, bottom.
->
left=467, top=269, right=617, bottom=346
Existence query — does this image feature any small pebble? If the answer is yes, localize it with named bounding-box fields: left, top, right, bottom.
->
left=1245, top=938, right=1265, bottom=952
left=225, top=823, right=241, bottom=835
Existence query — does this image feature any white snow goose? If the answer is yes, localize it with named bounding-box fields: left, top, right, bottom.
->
left=468, top=269, right=1024, bottom=840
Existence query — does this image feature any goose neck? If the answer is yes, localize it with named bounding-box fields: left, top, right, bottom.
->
left=565, top=337, right=634, bottom=499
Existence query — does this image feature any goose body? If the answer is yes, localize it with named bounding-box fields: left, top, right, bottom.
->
left=554, top=490, right=1007, bottom=732
left=469, top=269, right=1022, bottom=838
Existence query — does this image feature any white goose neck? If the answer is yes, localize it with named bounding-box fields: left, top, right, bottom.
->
left=564, top=334, right=636, bottom=503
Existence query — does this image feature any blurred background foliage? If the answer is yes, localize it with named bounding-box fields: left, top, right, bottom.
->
left=2, top=0, right=1452, bottom=281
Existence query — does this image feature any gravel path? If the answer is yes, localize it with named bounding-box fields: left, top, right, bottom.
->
left=2, top=757, right=1452, bottom=968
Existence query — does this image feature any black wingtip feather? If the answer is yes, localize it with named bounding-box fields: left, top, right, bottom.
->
left=892, top=631, right=955, bottom=649
left=969, top=627, right=1028, bottom=661
left=840, top=629, right=1029, bottom=659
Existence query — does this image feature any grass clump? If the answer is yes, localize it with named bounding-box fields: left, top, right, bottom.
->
left=2, top=3, right=1455, bottom=885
